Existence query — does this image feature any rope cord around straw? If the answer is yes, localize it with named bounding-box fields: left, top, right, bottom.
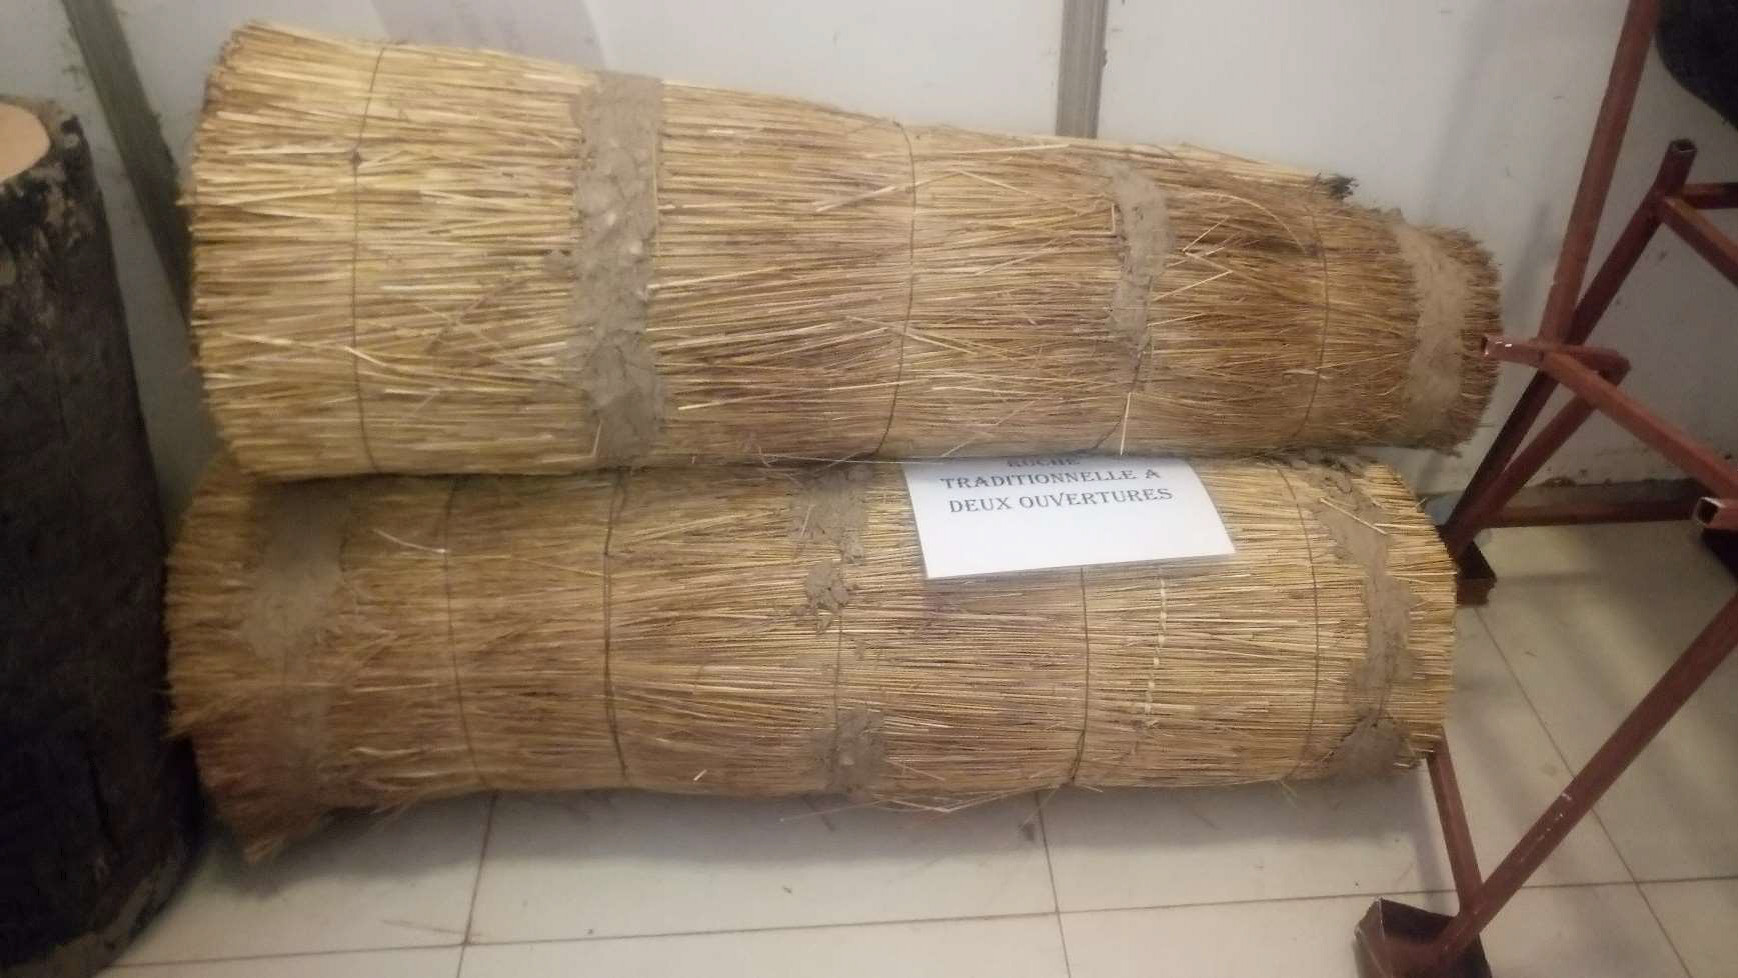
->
left=432, top=470, right=634, bottom=791
left=1272, top=462, right=1325, bottom=780
left=438, top=464, right=1338, bottom=797
left=1093, top=336, right=1153, bottom=457
left=346, top=43, right=390, bottom=475
left=275, top=517, right=308, bottom=815
left=869, top=120, right=919, bottom=457
left=437, top=478, right=487, bottom=789
left=1144, top=574, right=1167, bottom=732
left=225, top=456, right=1442, bottom=840
left=1068, top=567, right=1094, bottom=785
left=600, top=470, right=631, bottom=785
left=414, top=463, right=1350, bottom=798
left=827, top=490, right=850, bottom=786
left=1288, top=197, right=1333, bottom=446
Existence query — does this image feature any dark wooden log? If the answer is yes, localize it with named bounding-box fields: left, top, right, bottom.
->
left=1658, top=0, right=1738, bottom=127
left=0, top=99, right=198, bottom=978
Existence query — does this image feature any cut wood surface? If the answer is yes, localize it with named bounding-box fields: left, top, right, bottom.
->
left=0, top=102, right=50, bottom=181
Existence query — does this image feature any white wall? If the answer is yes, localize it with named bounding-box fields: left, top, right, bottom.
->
left=13, top=0, right=1737, bottom=506
left=118, top=0, right=608, bottom=168
left=118, top=0, right=1061, bottom=169
left=1101, top=0, right=1738, bottom=493
left=577, top=0, right=1060, bottom=133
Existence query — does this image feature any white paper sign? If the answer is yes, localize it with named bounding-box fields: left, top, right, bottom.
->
left=900, top=455, right=1234, bottom=579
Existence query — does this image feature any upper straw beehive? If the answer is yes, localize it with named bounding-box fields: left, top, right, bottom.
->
left=188, top=24, right=1499, bottom=479
left=169, top=456, right=1452, bottom=857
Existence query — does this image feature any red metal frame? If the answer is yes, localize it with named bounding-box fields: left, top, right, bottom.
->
left=1356, top=1, right=1738, bottom=973
left=1485, top=496, right=1697, bottom=528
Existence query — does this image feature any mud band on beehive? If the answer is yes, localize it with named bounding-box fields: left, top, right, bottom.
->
left=1285, top=456, right=1418, bottom=776
left=1092, top=160, right=1175, bottom=453
left=787, top=466, right=879, bottom=791
left=1391, top=224, right=1471, bottom=442
left=570, top=73, right=665, bottom=462
left=240, top=482, right=351, bottom=819
left=1097, top=160, right=1173, bottom=355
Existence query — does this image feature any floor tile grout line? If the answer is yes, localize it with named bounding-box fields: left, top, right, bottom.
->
left=1478, top=588, right=1689, bottom=972
left=461, top=793, right=498, bottom=945
left=110, top=913, right=1062, bottom=969
left=1052, top=876, right=1668, bottom=921
left=112, top=876, right=1687, bottom=970
left=464, top=910, right=1065, bottom=949
left=1031, top=793, right=1061, bottom=915
left=1630, top=872, right=1738, bottom=886
left=107, top=943, right=464, bottom=969
left=460, top=878, right=1646, bottom=951
left=1032, top=792, right=1074, bottom=978
left=1472, top=603, right=1636, bottom=881
left=1634, top=882, right=1697, bottom=978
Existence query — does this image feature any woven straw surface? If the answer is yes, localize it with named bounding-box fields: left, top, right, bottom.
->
left=189, top=24, right=1499, bottom=479
left=169, top=456, right=1453, bottom=857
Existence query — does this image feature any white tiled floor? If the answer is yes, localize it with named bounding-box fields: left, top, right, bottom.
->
left=107, top=523, right=1737, bottom=977
left=470, top=792, right=1054, bottom=943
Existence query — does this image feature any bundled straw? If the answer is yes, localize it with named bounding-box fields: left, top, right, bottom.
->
left=189, top=24, right=1500, bottom=479
left=169, top=456, right=1453, bottom=857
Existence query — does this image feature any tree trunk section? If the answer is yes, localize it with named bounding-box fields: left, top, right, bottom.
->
left=0, top=98, right=198, bottom=978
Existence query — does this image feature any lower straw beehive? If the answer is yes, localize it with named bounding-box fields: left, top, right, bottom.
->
left=189, top=24, right=1499, bottom=479
left=169, top=456, right=1453, bottom=857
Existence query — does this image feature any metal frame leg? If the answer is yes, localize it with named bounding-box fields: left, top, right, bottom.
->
left=1427, top=742, right=1480, bottom=907
left=1359, top=594, right=1738, bottom=976
left=1442, top=341, right=1633, bottom=557
left=1368, top=332, right=1738, bottom=975
left=1361, top=4, right=1738, bottom=955
left=1442, top=141, right=1694, bottom=555
left=1349, top=1, right=1738, bottom=970
left=1429, top=593, right=1738, bottom=967
left=1440, top=0, right=1667, bottom=555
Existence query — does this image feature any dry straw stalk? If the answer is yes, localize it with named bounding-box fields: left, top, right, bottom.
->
left=169, top=456, right=1453, bottom=858
left=190, top=24, right=1499, bottom=479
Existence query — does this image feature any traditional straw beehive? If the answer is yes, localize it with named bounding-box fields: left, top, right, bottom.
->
left=169, top=456, right=1453, bottom=858
left=188, top=24, right=1499, bottom=479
